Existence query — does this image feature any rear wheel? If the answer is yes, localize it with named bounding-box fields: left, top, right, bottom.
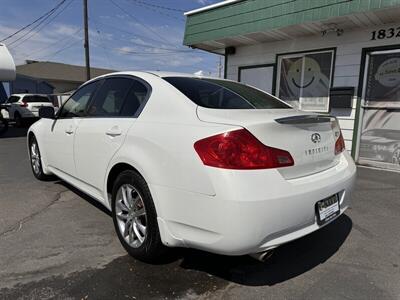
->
left=29, top=136, right=52, bottom=180
left=0, top=117, right=8, bottom=135
left=112, top=170, right=166, bottom=262
left=392, top=147, right=400, bottom=165
left=14, top=112, right=23, bottom=128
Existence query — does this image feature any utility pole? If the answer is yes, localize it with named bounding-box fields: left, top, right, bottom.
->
left=83, top=0, right=91, bottom=80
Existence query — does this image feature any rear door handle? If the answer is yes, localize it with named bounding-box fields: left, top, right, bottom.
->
left=65, top=126, right=74, bottom=135
left=106, top=126, right=122, bottom=137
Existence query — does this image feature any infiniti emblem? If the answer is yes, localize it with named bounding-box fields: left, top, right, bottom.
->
left=311, top=133, right=321, bottom=143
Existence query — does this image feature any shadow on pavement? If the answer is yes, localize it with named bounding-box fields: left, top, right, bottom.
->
left=55, top=176, right=353, bottom=287
left=179, top=214, right=352, bottom=286
left=0, top=178, right=352, bottom=299
left=0, top=125, right=29, bottom=139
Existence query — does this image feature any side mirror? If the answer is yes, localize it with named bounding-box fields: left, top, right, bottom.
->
left=39, top=106, right=55, bottom=119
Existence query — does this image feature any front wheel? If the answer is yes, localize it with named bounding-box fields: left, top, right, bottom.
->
left=29, top=136, right=52, bottom=180
left=112, top=170, right=166, bottom=262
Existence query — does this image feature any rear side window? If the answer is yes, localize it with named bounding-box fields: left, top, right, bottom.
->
left=23, top=95, right=51, bottom=103
left=164, top=77, right=290, bottom=109
left=88, top=78, right=132, bottom=117
left=7, top=96, right=20, bottom=103
left=87, top=77, right=149, bottom=117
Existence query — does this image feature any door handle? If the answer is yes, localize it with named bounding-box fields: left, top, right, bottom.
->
left=65, top=126, right=74, bottom=135
left=106, top=126, right=122, bottom=137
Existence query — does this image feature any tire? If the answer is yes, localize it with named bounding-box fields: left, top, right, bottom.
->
left=0, top=117, right=8, bottom=135
left=29, top=135, right=52, bottom=181
left=15, top=112, right=23, bottom=128
left=112, top=170, right=166, bottom=262
left=392, top=147, right=400, bottom=165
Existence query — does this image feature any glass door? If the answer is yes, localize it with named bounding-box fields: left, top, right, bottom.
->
left=358, top=49, right=400, bottom=171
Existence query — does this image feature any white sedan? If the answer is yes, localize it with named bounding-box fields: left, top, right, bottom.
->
left=27, top=72, right=356, bottom=262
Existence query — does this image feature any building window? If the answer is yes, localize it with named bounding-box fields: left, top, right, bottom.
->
left=238, top=64, right=274, bottom=94
left=276, top=49, right=335, bottom=112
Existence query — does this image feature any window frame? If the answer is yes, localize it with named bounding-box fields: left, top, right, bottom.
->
left=275, top=47, right=336, bottom=113
left=238, top=63, right=276, bottom=95
left=85, top=75, right=152, bottom=119
left=56, top=75, right=152, bottom=119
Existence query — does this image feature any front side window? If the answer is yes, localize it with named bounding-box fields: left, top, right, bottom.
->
left=164, top=77, right=289, bottom=109
left=59, top=81, right=100, bottom=118
left=277, top=50, right=334, bottom=112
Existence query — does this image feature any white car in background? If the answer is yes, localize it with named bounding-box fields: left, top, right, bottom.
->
left=27, top=72, right=356, bottom=262
left=5, top=94, right=54, bottom=127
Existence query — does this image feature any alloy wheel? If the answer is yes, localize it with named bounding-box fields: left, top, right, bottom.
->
left=115, top=184, right=147, bottom=248
left=392, top=148, right=400, bottom=165
left=30, top=141, right=41, bottom=175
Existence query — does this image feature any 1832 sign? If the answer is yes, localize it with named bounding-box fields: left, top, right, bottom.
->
left=371, top=28, right=400, bottom=40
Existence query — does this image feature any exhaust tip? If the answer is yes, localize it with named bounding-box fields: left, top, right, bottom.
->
left=249, top=250, right=274, bottom=262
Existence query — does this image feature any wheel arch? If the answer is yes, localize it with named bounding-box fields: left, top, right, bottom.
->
left=105, top=162, right=150, bottom=208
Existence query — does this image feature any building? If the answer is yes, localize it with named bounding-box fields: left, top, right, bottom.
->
left=16, top=60, right=115, bottom=93
left=184, top=0, right=400, bottom=172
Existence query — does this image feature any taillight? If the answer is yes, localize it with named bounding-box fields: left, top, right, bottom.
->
left=194, top=129, right=294, bottom=169
left=332, top=118, right=345, bottom=155
left=335, top=132, right=345, bottom=155
left=20, top=101, right=28, bottom=107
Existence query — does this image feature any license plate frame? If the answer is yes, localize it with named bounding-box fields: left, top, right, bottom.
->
left=315, top=194, right=340, bottom=225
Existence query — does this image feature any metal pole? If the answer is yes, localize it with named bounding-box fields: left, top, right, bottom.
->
left=83, top=0, right=91, bottom=80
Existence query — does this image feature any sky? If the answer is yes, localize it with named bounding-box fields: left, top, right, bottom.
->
left=0, top=0, right=222, bottom=75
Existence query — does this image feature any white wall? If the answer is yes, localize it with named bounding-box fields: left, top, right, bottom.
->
left=226, top=22, right=400, bottom=153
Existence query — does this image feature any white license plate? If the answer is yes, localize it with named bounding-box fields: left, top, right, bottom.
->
left=315, top=194, right=340, bottom=225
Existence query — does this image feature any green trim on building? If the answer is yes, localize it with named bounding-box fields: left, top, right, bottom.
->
left=184, top=0, right=400, bottom=46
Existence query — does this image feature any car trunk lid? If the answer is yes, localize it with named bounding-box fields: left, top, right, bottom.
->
left=197, top=108, right=341, bottom=179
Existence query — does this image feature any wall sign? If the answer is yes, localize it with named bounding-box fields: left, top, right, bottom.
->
left=371, top=27, right=400, bottom=41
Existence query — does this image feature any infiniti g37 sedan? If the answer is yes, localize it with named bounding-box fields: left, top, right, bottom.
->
left=27, top=72, right=356, bottom=262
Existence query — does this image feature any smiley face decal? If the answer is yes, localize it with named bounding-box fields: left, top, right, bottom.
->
left=286, top=57, right=330, bottom=98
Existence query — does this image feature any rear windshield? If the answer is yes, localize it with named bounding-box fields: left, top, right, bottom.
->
left=164, top=77, right=290, bottom=109
left=23, top=95, right=51, bottom=103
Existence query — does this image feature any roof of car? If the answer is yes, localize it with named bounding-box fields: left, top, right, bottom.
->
left=10, top=94, right=49, bottom=97
left=84, top=71, right=223, bottom=84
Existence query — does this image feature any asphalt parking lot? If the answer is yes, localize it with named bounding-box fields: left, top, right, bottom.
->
left=0, top=127, right=399, bottom=300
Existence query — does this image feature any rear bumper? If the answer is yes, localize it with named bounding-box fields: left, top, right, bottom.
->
left=152, top=151, right=356, bottom=255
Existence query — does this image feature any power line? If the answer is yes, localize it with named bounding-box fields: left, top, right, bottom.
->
left=36, top=38, right=83, bottom=60
left=90, top=28, right=195, bottom=52
left=127, top=0, right=185, bottom=13
left=9, top=0, right=74, bottom=49
left=17, top=27, right=83, bottom=58
left=108, top=0, right=178, bottom=48
left=125, top=0, right=185, bottom=22
left=0, top=0, right=67, bottom=43
left=94, top=19, right=177, bottom=47
left=91, top=18, right=114, bottom=69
